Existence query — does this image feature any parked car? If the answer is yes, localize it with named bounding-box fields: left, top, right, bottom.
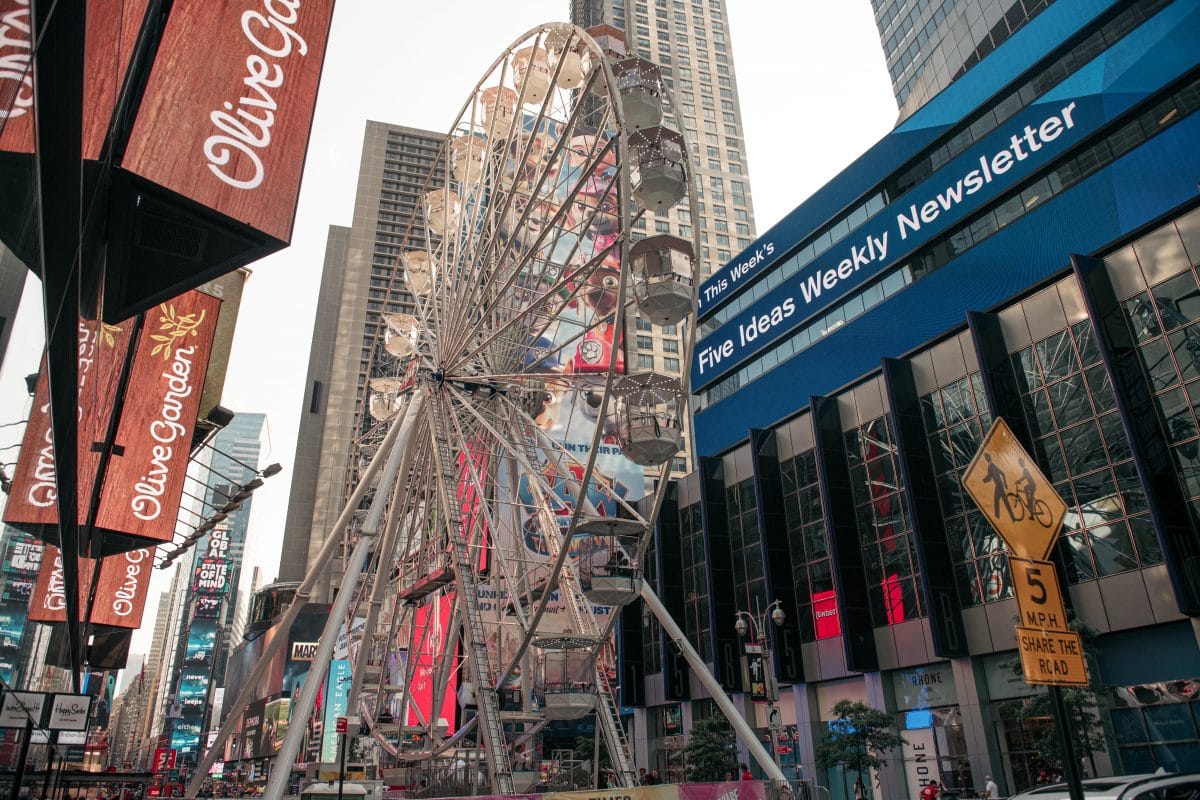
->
left=1010, top=772, right=1200, bottom=800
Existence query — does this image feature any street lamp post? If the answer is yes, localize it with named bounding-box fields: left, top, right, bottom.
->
left=734, top=599, right=786, bottom=775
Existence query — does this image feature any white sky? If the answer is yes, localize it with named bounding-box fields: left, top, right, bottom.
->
left=0, top=1, right=896, bottom=661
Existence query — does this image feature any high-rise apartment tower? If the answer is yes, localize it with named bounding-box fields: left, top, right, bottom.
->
left=279, top=123, right=444, bottom=597
left=871, top=0, right=1058, bottom=118
left=571, top=0, right=759, bottom=476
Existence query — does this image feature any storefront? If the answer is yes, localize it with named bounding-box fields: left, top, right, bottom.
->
left=892, top=663, right=971, bottom=798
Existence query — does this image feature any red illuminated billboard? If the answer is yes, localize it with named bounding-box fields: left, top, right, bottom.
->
left=406, top=593, right=458, bottom=732
left=812, top=589, right=841, bottom=640
left=152, top=747, right=176, bottom=774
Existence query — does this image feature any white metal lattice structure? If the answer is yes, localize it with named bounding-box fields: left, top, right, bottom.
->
left=336, top=24, right=704, bottom=793
left=188, top=23, right=754, bottom=800
left=338, top=24, right=684, bottom=793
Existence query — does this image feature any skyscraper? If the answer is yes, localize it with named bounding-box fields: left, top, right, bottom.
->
left=162, top=413, right=267, bottom=763
left=571, top=0, right=759, bottom=476
left=279, top=122, right=444, bottom=597
left=870, top=0, right=1057, bottom=118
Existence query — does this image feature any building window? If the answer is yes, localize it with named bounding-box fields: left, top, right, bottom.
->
left=679, top=503, right=712, bottom=656
left=638, top=354, right=656, bottom=370
left=726, top=479, right=767, bottom=614
left=781, top=447, right=833, bottom=642
left=922, top=370, right=1003, bottom=605
left=1120, top=237, right=1200, bottom=551
left=847, top=414, right=923, bottom=626
left=1013, top=316, right=1158, bottom=582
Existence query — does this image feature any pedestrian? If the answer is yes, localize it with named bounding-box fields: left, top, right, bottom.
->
left=740, top=763, right=753, bottom=781
left=920, top=780, right=941, bottom=800
left=984, top=775, right=1000, bottom=800
left=639, top=768, right=648, bottom=785
left=854, top=776, right=867, bottom=800
left=648, top=769, right=662, bottom=785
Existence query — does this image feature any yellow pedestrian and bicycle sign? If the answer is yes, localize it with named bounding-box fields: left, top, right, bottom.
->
left=961, top=419, right=1089, bottom=687
left=962, top=419, right=1065, bottom=560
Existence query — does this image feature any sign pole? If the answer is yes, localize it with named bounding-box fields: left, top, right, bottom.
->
left=961, top=418, right=1094, bottom=793
left=8, top=719, right=33, bottom=800
left=336, top=729, right=348, bottom=800
left=1049, top=686, right=1085, bottom=800
left=40, top=748, right=56, bottom=800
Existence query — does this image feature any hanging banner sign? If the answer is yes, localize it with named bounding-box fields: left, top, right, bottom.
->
left=3, top=290, right=218, bottom=551
left=28, top=545, right=153, bottom=629
left=3, top=320, right=134, bottom=540
left=0, top=0, right=150, bottom=157
left=46, top=693, right=92, bottom=731
left=0, top=691, right=45, bottom=728
left=120, top=0, right=337, bottom=243
left=95, top=289, right=222, bottom=544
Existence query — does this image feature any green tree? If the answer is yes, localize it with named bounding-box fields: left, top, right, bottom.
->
left=814, top=700, right=907, bottom=783
left=574, top=734, right=611, bottom=784
left=1005, top=619, right=1108, bottom=775
left=684, top=717, right=739, bottom=782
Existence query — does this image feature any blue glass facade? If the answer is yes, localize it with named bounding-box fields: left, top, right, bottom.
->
left=693, top=0, right=1200, bottom=453
left=629, top=2, right=1200, bottom=797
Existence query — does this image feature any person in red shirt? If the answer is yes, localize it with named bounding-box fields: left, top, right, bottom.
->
left=920, top=781, right=942, bottom=800
left=740, top=764, right=753, bottom=781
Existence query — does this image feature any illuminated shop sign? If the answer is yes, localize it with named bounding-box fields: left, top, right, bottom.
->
left=693, top=98, right=1086, bottom=387
left=812, top=589, right=840, bottom=640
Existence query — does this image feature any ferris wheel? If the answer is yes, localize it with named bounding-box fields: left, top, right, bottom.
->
left=191, top=23, right=700, bottom=800
left=338, top=24, right=699, bottom=793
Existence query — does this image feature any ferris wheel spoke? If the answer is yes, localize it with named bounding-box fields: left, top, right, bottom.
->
left=451, top=234, right=621, bottom=375
left=448, top=113, right=617, bottom=356
left=437, top=399, right=539, bottom=639
left=449, top=105, right=622, bottom=364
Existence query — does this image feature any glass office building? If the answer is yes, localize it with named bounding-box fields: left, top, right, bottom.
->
left=627, top=1, right=1200, bottom=797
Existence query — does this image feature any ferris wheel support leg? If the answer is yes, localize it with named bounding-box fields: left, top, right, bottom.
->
left=262, top=391, right=425, bottom=800
left=639, top=582, right=791, bottom=792
left=347, top=394, right=427, bottom=715
left=184, top=393, right=418, bottom=800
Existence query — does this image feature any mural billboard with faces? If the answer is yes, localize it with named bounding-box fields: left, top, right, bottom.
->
left=490, top=113, right=644, bottom=608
